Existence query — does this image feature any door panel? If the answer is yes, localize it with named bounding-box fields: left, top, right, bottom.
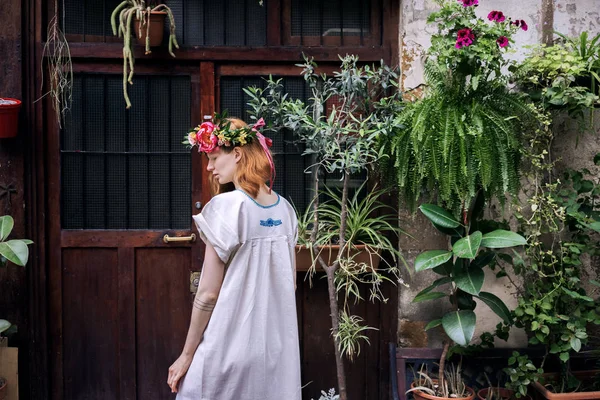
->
left=49, top=65, right=202, bottom=400
left=62, top=248, right=120, bottom=400
left=135, top=248, right=193, bottom=399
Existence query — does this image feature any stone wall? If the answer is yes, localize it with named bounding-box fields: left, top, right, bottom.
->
left=397, top=0, right=600, bottom=349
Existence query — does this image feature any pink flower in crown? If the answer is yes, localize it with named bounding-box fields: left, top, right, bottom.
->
left=187, top=131, right=198, bottom=146
left=487, top=10, right=506, bottom=22
left=497, top=36, right=509, bottom=47
left=197, top=122, right=218, bottom=153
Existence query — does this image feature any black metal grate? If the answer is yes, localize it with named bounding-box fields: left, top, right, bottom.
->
left=291, top=0, right=371, bottom=38
left=63, top=0, right=267, bottom=46
left=61, top=73, right=192, bottom=230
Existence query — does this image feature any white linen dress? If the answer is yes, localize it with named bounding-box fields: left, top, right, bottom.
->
left=176, top=189, right=302, bottom=400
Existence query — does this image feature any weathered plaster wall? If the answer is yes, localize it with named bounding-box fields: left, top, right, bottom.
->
left=397, top=0, right=600, bottom=349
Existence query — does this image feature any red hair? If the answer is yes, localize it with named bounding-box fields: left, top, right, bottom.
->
left=209, top=118, right=272, bottom=198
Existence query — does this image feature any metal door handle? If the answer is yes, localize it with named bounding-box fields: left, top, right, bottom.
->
left=163, top=233, right=196, bottom=243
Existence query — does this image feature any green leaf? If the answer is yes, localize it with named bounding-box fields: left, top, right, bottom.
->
left=413, top=291, right=447, bottom=303
left=570, top=337, right=581, bottom=352
left=0, top=240, right=29, bottom=266
left=432, top=261, right=453, bottom=276
left=559, top=352, right=570, bottom=362
left=442, top=310, right=476, bottom=346
left=0, top=319, right=11, bottom=334
left=415, top=250, right=453, bottom=272
left=561, top=287, right=594, bottom=302
left=454, top=265, right=485, bottom=295
left=481, top=230, right=527, bottom=248
left=452, top=231, right=482, bottom=259
left=476, top=292, right=511, bottom=323
left=0, top=215, right=14, bottom=242
left=425, top=319, right=443, bottom=331
left=419, top=204, right=460, bottom=228
left=472, top=251, right=496, bottom=269
left=594, top=153, right=600, bottom=165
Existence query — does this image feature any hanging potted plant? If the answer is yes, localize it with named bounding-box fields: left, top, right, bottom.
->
left=110, top=0, right=180, bottom=108
left=0, top=98, right=22, bottom=139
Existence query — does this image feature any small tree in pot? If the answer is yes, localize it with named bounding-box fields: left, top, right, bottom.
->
left=244, top=54, right=404, bottom=400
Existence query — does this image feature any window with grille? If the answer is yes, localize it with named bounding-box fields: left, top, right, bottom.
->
left=61, top=73, right=191, bottom=230
left=291, top=0, right=370, bottom=38
left=63, top=0, right=267, bottom=46
left=285, top=0, right=379, bottom=46
left=219, top=76, right=365, bottom=215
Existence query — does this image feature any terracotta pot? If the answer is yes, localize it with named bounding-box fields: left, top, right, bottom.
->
left=531, top=371, right=600, bottom=400
left=0, top=98, right=22, bottom=138
left=133, top=11, right=166, bottom=47
left=295, top=244, right=381, bottom=271
left=0, top=377, right=7, bottom=400
left=409, top=381, right=476, bottom=400
left=477, top=387, right=531, bottom=400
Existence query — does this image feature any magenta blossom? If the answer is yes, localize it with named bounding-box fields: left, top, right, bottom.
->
left=456, top=28, right=475, bottom=48
left=487, top=10, right=506, bottom=22
left=496, top=36, right=509, bottom=47
left=512, top=19, right=528, bottom=31
left=458, top=0, right=478, bottom=7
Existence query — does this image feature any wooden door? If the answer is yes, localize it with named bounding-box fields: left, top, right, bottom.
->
left=47, top=63, right=209, bottom=400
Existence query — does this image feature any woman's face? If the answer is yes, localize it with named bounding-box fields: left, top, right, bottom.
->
left=206, top=147, right=239, bottom=185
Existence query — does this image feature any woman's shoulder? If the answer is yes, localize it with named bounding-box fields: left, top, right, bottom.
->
left=204, top=191, right=245, bottom=211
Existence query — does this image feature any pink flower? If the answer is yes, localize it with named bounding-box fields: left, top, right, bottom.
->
left=455, top=28, right=475, bottom=48
left=497, top=36, right=509, bottom=47
left=197, top=122, right=218, bottom=153
left=487, top=11, right=506, bottom=22
left=512, top=19, right=528, bottom=31
left=458, top=0, right=478, bottom=7
left=187, top=132, right=198, bottom=146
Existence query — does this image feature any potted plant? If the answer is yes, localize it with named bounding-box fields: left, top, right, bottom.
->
left=294, top=183, right=400, bottom=272
left=511, top=37, right=599, bottom=124
left=0, top=99, right=22, bottom=139
left=110, top=0, right=180, bottom=108
left=245, top=55, right=404, bottom=400
left=0, top=215, right=33, bottom=399
left=379, top=0, right=532, bottom=213
left=405, top=196, right=527, bottom=400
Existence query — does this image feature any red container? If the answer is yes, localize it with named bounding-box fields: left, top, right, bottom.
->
left=0, top=98, right=22, bottom=138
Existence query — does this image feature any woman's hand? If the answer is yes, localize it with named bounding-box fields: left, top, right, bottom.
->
left=167, top=354, right=193, bottom=393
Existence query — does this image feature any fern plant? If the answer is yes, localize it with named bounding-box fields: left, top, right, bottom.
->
left=380, top=0, right=533, bottom=214
left=383, top=62, right=531, bottom=213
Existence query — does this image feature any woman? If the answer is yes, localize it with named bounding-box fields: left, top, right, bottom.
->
left=167, top=117, right=301, bottom=399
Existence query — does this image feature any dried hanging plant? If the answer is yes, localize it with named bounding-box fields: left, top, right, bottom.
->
left=39, top=0, right=73, bottom=128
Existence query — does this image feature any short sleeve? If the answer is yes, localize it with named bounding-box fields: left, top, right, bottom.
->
left=192, top=197, right=241, bottom=264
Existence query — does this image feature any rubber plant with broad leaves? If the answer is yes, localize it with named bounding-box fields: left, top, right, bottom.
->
left=0, top=215, right=33, bottom=391
left=407, top=193, right=527, bottom=399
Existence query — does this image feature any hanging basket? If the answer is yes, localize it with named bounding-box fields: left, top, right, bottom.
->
left=133, top=11, right=167, bottom=48
left=0, top=98, right=22, bottom=139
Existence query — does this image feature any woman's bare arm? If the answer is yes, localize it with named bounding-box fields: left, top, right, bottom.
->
left=167, top=242, right=225, bottom=392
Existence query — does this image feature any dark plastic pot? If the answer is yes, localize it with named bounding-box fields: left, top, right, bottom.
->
left=0, top=98, right=22, bottom=138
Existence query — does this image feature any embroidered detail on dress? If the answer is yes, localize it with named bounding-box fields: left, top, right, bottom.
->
left=260, top=218, right=282, bottom=227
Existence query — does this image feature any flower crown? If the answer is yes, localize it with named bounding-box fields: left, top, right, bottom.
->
left=183, top=112, right=272, bottom=154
